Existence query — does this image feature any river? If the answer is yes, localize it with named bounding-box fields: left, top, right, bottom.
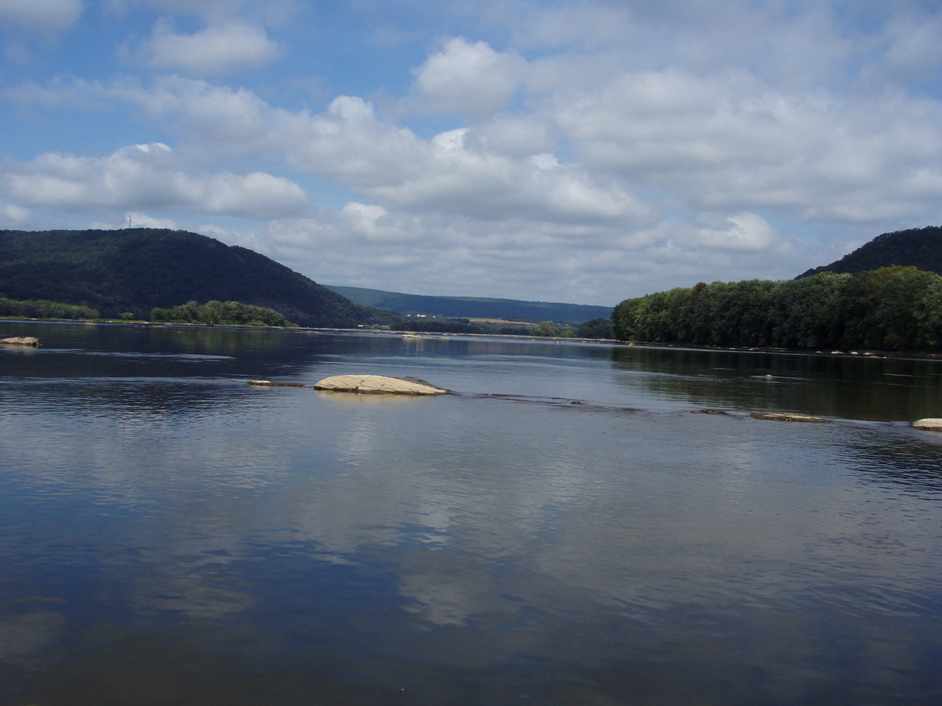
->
left=2, top=322, right=941, bottom=705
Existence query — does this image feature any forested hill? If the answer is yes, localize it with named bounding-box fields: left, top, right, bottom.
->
left=613, top=267, right=942, bottom=351
left=326, top=284, right=612, bottom=324
left=0, top=229, right=366, bottom=327
left=798, top=226, right=942, bottom=278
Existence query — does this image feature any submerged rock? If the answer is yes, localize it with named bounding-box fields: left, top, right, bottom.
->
left=913, top=418, right=942, bottom=432
left=247, top=379, right=305, bottom=388
left=314, top=374, right=448, bottom=396
left=751, top=411, right=827, bottom=423
left=0, top=336, right=39, bottom=347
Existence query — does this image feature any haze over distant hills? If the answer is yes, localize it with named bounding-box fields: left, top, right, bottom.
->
left=0, top=229, right=366, bottom=327
left=798, top=226, right=942, bottom=278
left=326, top=285, right=612, bottom=324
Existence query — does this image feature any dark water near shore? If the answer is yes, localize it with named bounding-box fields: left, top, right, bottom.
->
left=2, top=322, right=942, bottom=706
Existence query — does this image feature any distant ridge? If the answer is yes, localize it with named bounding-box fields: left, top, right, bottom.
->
left=326, top=284, right=612, bottom=324
left=798, top=225, right=942, bottom=278
left=0, top=228, right=366, bottom=327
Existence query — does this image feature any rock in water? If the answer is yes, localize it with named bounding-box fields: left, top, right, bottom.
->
left=247, top=379, right=305, bottom=388
left=913, top=418, right=942, bottom=432
left=0, top=337, right=39, bottom=347
left=314, top=374, right=448, bottom=396
left=751, top=411, right=827, bottom=423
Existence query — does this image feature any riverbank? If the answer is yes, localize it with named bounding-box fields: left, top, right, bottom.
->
left=10, top=315, right=942, bottom=359
left=0, top=316, right=621, bottom=346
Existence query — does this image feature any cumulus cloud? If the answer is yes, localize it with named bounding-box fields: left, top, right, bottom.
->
left=136, top=20, right=279, bottom=74
left=696, top=213, right=777, bottom=252
left=199, top=200, right=800, bottom=306
left=2, top=143, right=308, bottom=218
left=464, top=115, right=553, bottom=157
left=370, top=129, right=649, bottom=223
left=412, top=37, right=525, bottom=115
left=81, top=78, right=650, bottom=226
left=0, top=0, right=82, bottom=33
left=515, top=3, right=633, bottom=49
left=88, top=212, right=178, bottom=230
left=7, top=1, right=942, bottom=302
left=554, top=68, right=942, bottom=223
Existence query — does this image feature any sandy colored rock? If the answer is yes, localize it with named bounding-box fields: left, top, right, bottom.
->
left=314, top=374, right=448, bottom=395
left=1, top=336, right=39, bottom=347
left=751, top=411, right=827, bottom=423
left=913, top=418, right=942, bottom=432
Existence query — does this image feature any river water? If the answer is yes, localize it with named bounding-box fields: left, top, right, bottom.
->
left=2, top=322, right=941, bottom=705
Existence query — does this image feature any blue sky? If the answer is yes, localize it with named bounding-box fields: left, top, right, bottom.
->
left=2, top=0, right=942, bottom=305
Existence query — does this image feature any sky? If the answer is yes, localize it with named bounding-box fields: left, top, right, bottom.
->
left=2, top=1, right=942, bottom=305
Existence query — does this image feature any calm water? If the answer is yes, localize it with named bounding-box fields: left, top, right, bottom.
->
left=2, top=322, right=942, bottom=706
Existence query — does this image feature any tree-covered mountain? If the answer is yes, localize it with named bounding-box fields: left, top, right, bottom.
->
left=326, top=284, right=612, bottom=324
left=798, top=226, right=942, bottom=278
left=0, top=229, right=367, bottom=327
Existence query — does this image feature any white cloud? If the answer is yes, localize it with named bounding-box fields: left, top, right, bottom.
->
left=0, top=0, right=82, bottom=33
left=2, top=143, right=308, bottom=218
left=514, top=0, right=856, bottom=87
left=515, top=4, right=633, bottom=49
left=91, top=212, right=178, bottom=230
left=341, top=202, right=389, bottom=238
left=553, top=68, right=942, bottom=223
left=1, top=203, right=30, bottom=224
left=125, top=212, right=177, bottom=228
left=7, top=2, right=942, bottom=302
left=696, top=213, right=777, bottom=252
left=137, top=20, right=279, bottom=75
left=412, top=37, right=525, bottom=115
left=89, top=78, right=649, bottom=226
left=368, top=127, right=649, bottom=223
left=464, top=115, right=552, bottom=157
left=200, top=200, right=801, bottom=306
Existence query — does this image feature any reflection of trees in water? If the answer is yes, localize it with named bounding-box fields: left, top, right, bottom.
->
left=0, top=325, right=425, bottom=417
left=610, top=346, right=942, bottom=421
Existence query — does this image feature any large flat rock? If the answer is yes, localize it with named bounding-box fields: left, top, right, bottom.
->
left=0, top=337, right=39, bottom=347
left=913, top=418, right=942, bottom=431
left=314, top=374, right=448, bottom=396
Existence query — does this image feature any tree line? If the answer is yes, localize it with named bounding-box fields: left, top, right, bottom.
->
left=151, top=300, right=293, bottom=327
left=613, top=267, right=942, bottom=351
left=0, top=296, right=100, bottom=320
left=399, top=317, right=613, bottom=338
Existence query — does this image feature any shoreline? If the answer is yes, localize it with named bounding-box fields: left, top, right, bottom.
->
left=4, top=316, right=942, bottom=361
left=0, top=316, right=622, bottom=347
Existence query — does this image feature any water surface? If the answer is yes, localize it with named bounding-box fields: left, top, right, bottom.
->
left=2, top=322, right=942, bottom=705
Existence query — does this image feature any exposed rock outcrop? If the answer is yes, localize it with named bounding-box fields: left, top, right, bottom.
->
left=0, top=336, right=39, bottom=347
left=314, top=374, right=448, bottom=395
left=913, top=418, right=942, bottom=432
left=751, top=411, right=827, bottom=423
